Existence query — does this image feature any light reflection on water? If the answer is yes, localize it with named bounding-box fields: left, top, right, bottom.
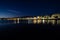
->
left=0, top=20, right=60, bottom=25
left=23, top=19, right=60, bottom=25
left=32, top=19, right=60, bottom=25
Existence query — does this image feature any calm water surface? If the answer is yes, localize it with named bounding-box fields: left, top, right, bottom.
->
left=0, top=20, right=60, bottom=32
left=0, top=20, right=60, bottom=37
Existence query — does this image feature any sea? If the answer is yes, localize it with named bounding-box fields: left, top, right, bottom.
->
left=0, top=19, right=60, bottom=37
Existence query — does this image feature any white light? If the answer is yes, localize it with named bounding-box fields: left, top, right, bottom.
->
left=43, top=19, right=45, bottom=23
left=37, top=16, right=40, bottom=18
left=34, top=17, right=36, bottom=19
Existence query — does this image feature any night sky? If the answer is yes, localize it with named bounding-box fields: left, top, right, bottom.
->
left=0, top=0, right=60, bottom=18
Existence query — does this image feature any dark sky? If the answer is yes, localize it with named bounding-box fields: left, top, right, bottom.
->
left=0, top=0, right=60, bottom=17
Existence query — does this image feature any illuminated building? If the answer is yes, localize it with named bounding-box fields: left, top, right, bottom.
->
left=51, top=13, right=60, bottom=19
left=34, top=17, right=37, bottom=19
left=37, top=16, right=40, bottom=19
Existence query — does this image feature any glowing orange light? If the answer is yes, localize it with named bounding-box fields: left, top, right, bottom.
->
left=33, top=19, right=37, bottom=24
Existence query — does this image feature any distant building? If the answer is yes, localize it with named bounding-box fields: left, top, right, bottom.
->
left=51, top=13, right=60, bottom=19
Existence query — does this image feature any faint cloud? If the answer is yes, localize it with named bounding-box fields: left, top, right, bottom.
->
left=8, top=10, right=21, bottom=13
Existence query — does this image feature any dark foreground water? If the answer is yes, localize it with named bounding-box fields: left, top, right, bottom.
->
left=0, top=23, right=60, bottom=37
left=0, top=20, right=60, bottom=37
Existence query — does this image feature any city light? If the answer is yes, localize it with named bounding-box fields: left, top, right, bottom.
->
left=34, top=17, right=37, bottom=19
left=33, top=19, right=37, bottom=24
left=37, top=16, right=40, bottom=18
left=43, top=19, right=45, bottom=23
left=0, top=13, right=60, bottom=24
left=37, top=20, right=41, bottom=24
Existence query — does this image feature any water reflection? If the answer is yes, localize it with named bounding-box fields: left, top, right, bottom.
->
left=37, top=20, right=41, bottom=24
left=57, top=20, right=60, bottom=24
left=33, top=19, right=37, bottom=24
left=0, top=19, right=60, bottom=25
left=42, top=19, right=45, bottom=24
left=32, top=19, right=60, bottom=25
